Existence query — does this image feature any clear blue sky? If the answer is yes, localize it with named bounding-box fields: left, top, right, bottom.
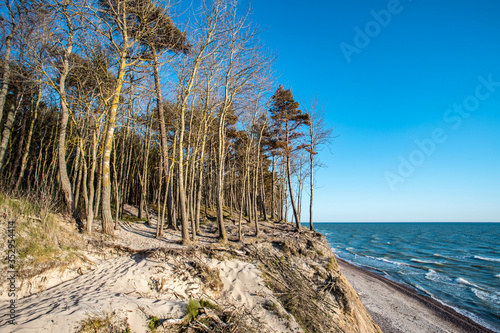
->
left=236, top=0, right=500, bottom=222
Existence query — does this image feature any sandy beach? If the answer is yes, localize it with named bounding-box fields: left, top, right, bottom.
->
left=337, top=258, right=495, bottom=333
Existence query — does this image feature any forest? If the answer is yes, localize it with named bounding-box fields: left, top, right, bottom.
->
left=0, top=0, right=332, bottom=244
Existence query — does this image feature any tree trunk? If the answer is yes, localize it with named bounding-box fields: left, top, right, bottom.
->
left=79, top=142, right=89, bottom=226
left=74, top=147, right=83, bottom=209
left=156, top=151, right=164, bottom=238
left=260, top=163, right=268, bottom=221
left=253, top=159, right=260, bottom=236
left=177, top=134, right=190, bottom=243
left=216, top=116, right=227, bottom=242
left=286, top=155, right=300, bottom=229
left=57, top=35, right=83, bottom=230
left=152, top=49, right=176, bottom=232
left=16, top=84, right=41, bottom=189
left=309, top=153, right=314, bottom=231
left=238, top=167, right=247, bottom=242
left=271, top=156, right=275, bottom=220
left=101, top=56, right=127, bottom=235
left=0, top=100, right=18, bottom=174
left=86, top=127, right=99, bottom=235
left=10, top=108, right=27, bottom=183
left=139, top=107, right=153, bottom=220
left=112, top=137, right=120, bottom=229
left=0, top=35, right=13, bottom=123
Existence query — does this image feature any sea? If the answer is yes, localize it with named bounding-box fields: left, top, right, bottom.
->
left=310, top=223, right=500, bottom=332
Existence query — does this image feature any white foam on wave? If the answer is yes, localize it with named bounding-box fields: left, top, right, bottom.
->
left=495, top=274, right=500, bottom=278
left=424, top=269, right=454, bottom=284
left=474, top=255, right=500, bottom=263
left=411, top=258, right=442, bottom=265
left=456, top=277, right=481, bottom=289
left=414, top=283, right=433, bottom=297
left=425, top=269, right=438, bottom=281
left=433, top=253, right=460, bottom=261
left=363, top=255, right=408, bottom=267
left=472, top=288, right=500, bottom=304
left=416, top=288, right=498, bottom=333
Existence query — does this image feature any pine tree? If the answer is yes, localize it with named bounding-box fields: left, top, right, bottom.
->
left=269, top=85, right=310, bottom=229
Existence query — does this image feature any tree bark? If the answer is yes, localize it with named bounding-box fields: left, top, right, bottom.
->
left=216, top=114, right=227, bottom=242
left=0, top=35, right=13, bottom=123
left=56, top=27, right=83, bottom=230
left=286, top=155, right=301, bottom=229
left=86, top=126, right=99, bottom=235
left=10, top=108, right=27, bottom=184
left=16, top=84, right=41, bottom=189
left=101, top=55, right=127, bottom=235
left=177, top=108, right=190, bottom=244
left=0, top=99, right=18, bottom=174
left=309, top=152, right=314, bottom=231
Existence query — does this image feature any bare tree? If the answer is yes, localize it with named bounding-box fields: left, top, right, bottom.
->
left=305, top=99, right=332, bottom=231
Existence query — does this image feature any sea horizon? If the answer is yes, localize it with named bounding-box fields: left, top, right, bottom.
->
left=306, top=221, right=500, bottom=224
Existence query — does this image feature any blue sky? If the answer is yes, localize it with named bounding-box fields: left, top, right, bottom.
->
left=236, top=0, right=500, bottom=222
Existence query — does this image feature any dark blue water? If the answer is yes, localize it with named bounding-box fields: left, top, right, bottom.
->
left=311, top=223, right=500, bottom=332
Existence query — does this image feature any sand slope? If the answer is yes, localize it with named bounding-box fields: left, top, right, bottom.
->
left=0, top=252, right=304, bottom=332
left=0, top=255, right=187, bottom=332
left=213, top=259, right=302, bottom=332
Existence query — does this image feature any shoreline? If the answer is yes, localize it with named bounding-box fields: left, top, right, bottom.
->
left=337, top=258, right=496, bottom=333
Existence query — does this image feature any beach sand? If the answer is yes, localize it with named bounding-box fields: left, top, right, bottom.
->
left=337, top=258, right=495, bottom=333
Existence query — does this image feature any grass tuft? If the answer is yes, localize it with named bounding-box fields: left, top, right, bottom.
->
left=76, top=311, right=130, bottom=333
left=185, top=299, right=201, bottom=322
left=327, top=256, right=338, bottom=272
left=148, top=316, right=160, bottom=332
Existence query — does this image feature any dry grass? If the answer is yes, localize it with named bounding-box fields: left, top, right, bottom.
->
left=0, top=191, right=85, bottom=281
left=253, top=233, right=351, bottom=333
left=177, top=301, right=265, bottom=333
left=76, top=311, right=131, bottom=333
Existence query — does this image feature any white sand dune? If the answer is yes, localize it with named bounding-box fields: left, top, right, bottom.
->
left=0, top=251, right=301, bottom=332
left=213, top=259, right=302, bottom=332
left=0, top=255, right=188, bottom=332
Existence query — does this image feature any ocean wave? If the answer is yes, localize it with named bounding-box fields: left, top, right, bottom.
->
left=472, top=288, right=500, bottom=304
left=456, top=277, right=481, bottom=289
left=433, top=253, right=466, bottom=262
left=411, top=258, right=442, bottom=265
left=425, top=269, right=438, bottom=281
left=362, top=255, right=408, bottom=267
left=495, top=274, right=500, bottom=278
left=413, top=283, right=433, bottom=297
left=473, top=255, right=500, bottom=263
left=424, top=269, right=455, bottom=284
left=413, top=287, right=498, bottom=333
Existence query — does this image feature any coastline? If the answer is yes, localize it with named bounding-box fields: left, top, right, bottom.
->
left=337, top=258, right=496, bottom=333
